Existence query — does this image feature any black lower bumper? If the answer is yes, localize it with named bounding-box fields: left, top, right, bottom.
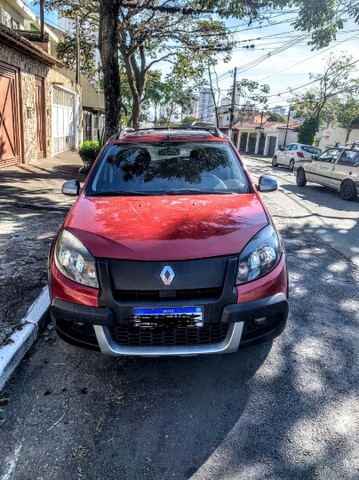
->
left=51, top=293, right=288, bottom=352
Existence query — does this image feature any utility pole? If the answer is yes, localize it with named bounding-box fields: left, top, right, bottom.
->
left=228, top=66, right=237, bottom=140
left=283, top=106, right=291, bottom=146
left=39, top=0, right=44, bottom=39
left=75, top=15, right=80, bottom=85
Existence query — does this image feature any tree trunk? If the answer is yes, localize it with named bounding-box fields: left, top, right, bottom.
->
left=346, top=128, right=352, bottom=142
left=131, top=94, right=141, bottom=128
left=99, top=0, right=121, bottom=141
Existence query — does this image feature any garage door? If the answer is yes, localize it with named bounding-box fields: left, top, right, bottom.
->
left=0, top=62, right=21, bottom=167
left=52, top=87, right=75, bottom=155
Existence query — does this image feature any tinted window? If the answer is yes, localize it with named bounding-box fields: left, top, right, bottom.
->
left=86, top=142, right=251, bottom=196
left=301, top=146, right=321, bottom=155
left=289, top=144, right=298, bottom=151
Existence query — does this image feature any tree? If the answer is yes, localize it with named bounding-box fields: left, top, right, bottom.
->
left=297, top=117, right=320, bottom=145
left=337, top=99, right=359, bottom=141
left=56, top=30, right=98, bottom=81
left=45, top=0, right=359, bottom=139
left=267, top=112, right=286, bottom=123
left=291, top=54, right=359, bottom=141
left=117, top=5, right=232, bottom=128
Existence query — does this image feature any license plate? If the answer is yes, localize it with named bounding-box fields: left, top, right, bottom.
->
left=132, top=307, right=204, bottom=328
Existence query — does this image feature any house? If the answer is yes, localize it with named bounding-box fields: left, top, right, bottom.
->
left=0, top=0, right=104, bottom=168
left=55, top=68, right=105, bottom=142
left=221, top=116, right=301, bottom=156
left=0, top=0, right=83, bottom=167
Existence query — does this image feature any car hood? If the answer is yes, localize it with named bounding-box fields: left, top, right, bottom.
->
left=65, top=194, right=268, bottom=261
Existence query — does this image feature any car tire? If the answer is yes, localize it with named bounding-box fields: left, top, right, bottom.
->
left=272, top=156, right=278, bottom=167
left=340, top=180, right=357, bottom=201
left=289, top=159, right=295, bottom=171
left=296, top=168, right=307, bottom=187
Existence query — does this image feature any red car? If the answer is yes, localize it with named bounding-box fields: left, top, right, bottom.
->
left=49, top=127, right=288, bottom=356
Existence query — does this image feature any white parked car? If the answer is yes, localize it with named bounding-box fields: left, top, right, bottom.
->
left=272, top=143, right=322, bottom=171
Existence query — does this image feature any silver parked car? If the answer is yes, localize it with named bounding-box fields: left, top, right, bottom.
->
left=272, top=143, right=322, bottom=171
left=295, top=143, right=359, bottom=201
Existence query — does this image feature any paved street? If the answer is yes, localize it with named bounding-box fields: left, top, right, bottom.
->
left=0, top=156, right=358, bottom=480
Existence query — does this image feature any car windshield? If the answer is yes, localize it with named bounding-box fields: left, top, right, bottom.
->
left=86, top=141, right=251, bottom=196
left=301, top=146, right=321, bottom=155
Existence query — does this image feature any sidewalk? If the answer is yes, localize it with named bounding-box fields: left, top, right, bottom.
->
left=0, top=151, right=85, bottom=389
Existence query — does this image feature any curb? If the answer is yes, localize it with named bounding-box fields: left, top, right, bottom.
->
left=0, top=286, right=50, bottom=393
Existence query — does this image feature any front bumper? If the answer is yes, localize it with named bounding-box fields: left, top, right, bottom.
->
left=51, top=292, right=288, bottom=356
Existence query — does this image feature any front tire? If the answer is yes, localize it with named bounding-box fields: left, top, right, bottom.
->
left=289, top=159, right=295, bottom=171
left=296, top=168, right=307, bottom=187
left=272, top=155, right=278, bottom=167
left=340, top=180, right=357, bottom=201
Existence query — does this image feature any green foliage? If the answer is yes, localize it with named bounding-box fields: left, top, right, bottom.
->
left=290, top=54, right=359, bottom=126
left=297, top=117, right=320, bottom=145
left=337, top=99, right=359, bottom=130
left=267, top=112, right=286, bottom=123
left=232, top=79, right=270, bottom=109
left=79, top=140, right=102, bottom=173
left=56, top=31, right=98, bottom=81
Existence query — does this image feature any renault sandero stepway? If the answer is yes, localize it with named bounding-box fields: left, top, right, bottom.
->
left=49, top=127, right=288, bottom=356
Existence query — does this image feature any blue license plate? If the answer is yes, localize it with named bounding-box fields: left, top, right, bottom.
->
left=133, top=306, right=204, bottom=327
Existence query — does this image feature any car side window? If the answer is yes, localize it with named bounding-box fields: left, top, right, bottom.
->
left=315, top=148, right=341, bottom=163
left=282, top=145, right=291, bottom=151
left=289, top=144, right=297, bottom=151
left=337, top=150, right=359, bottom=167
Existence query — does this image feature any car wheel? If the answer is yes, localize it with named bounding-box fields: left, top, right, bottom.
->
left=272, top=155, right=278, bottom=167
left=289, top=159, right=295, bottom=171
left=340, top=180, right=357, bottom=201
left=296, top=168, right=307, bottom=187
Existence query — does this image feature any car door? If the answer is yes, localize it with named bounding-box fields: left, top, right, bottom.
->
left=330, top=150, right=359, bottom=189
left=277, top=145, right=291, bottom=164
left=306, top=148, right=341, bottom=186
left=285, top=144, right=297, bottom=166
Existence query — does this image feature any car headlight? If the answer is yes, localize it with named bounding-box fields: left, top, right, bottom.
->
left=236, top=224, right=281, bottom=284
left=54, top=229, right=99, bottom=288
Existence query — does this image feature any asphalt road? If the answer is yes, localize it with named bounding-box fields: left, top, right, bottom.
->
left=1, top=157, right=358, bottom=480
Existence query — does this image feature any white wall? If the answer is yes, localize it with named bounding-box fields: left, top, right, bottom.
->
left=317, top=125, right=359, bottom=150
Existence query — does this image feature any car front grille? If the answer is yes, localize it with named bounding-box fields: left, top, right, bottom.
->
left=113, top=287, right=222, bottom=302
left=109, top=323, right=229, bottom=347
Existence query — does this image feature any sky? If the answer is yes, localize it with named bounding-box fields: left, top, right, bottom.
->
left=24, top=2, right=358, bottom=111
left=213, top=10, right=359, bottom=110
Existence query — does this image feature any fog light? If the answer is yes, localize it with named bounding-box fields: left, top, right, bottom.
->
left=253, top=317, right=268, bottom=326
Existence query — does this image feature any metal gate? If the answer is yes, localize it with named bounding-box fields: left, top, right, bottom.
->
left=268, top=136, right=277, bottom=157
left=0, top=62, right=21, bottom=167
left=52, top=87, right=75, bottom=155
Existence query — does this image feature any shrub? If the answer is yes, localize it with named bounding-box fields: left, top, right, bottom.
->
left=78, top=140, right=102, bottom=173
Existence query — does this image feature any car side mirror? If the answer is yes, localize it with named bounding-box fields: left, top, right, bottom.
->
left=62, top=179, right=80, bottom=196
left=311, top=155, right=317, bottom=160
left=279, top=146, right=284, bottom=151
left=257, top=175, right=278, bottom=192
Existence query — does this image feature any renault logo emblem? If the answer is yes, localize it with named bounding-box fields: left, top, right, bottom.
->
left=160, top=266, right=175, bottom=286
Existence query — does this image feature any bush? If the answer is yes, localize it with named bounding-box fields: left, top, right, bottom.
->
left=78, top=140, right=102, bottom=173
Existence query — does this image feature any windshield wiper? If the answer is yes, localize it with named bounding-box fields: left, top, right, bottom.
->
left=89, top=191, right=151, bottom=197
left=163, top=189, right=235, bottom=195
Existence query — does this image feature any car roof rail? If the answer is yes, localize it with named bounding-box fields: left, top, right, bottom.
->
left=113, top=124, right=225, bottom=139
left=334, top=140, right=359, bottom=149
